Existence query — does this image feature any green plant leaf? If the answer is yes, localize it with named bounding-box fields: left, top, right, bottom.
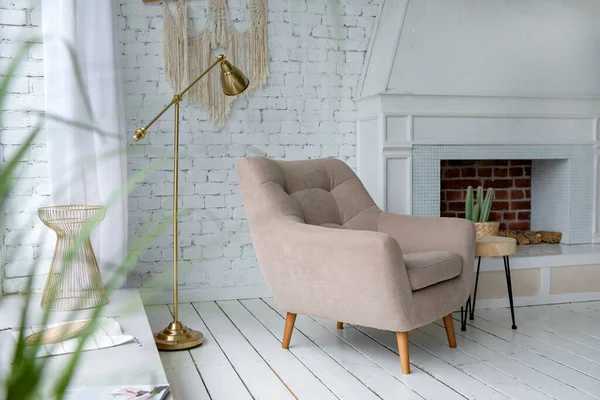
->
left=465, top=186, right=474, bottom=221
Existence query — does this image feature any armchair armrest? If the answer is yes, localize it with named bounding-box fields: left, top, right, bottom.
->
left=263, top=222, right=413, bottom=329
left=377, top=213, right=476, bottom=293
left=378, top=213, right=476, bottom=257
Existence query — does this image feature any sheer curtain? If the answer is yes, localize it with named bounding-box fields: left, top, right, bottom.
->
left=42, top=0, right=127, bottom=281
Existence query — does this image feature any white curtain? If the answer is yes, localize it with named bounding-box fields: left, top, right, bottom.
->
left=41, top=0, right=128, bottom=281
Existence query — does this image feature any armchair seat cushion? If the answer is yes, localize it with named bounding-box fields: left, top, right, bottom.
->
left=403, top=251, right=462, bottom=291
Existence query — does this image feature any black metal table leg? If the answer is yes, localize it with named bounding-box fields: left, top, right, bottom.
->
left=460, top=296, right=471, bottom=331
left=503, top=256, right=517, bottom=330
left=470, top=257, right=482, bottom=320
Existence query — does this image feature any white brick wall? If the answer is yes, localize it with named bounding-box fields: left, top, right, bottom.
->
left=1, top=0, right=52, bottom=294
left=120, top=0, right=378, bottom=297
left=1, top=0, right=378, bottom=297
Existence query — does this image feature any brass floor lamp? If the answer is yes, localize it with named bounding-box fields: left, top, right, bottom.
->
left=133, top=54, right=249, bottom=350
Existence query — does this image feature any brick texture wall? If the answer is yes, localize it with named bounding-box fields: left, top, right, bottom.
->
left=120, top=0, right=378, bottom=294
left=0, top=0, right=378, bottom=296
left=440, top=160, right=532, bottom=231
left=0, top=0, right=52, bottom=294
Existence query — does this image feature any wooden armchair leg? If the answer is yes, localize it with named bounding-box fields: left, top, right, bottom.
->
left=396, top=331, right=410, bottom=374
left=282, top=312, right=297, bottom=349
left=443, top=313, right=457, bottom=348
left=336, top=322, right=344, bottom=329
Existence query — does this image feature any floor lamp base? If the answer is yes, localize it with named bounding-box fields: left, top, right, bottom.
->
left=154, top=321, right=204, bottom=351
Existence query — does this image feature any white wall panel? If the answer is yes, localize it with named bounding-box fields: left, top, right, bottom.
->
left=388, top=0, right=600, bottom=98
left=385, top=157, right=411, bottom=215
left=385, top=116, right=410, bottom=143
left=412, top=116, right=594, bottom=144
left=357, top=118, right=381, bottom=208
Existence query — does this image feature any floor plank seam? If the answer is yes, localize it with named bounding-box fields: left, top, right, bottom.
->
left=540, top=322, right=600, bottom=347
left=350, top=324, right=472, bottom=400
left=479, top=309, right=600, bottom=366
left=472, top=312, right=600, bottom=374
left=307, top=318, right=429, bottom=400
left=442, top=319, right=597, bottom=400
left=457, top=327, right=600, bottom=399
left=559, top=305, right=600, bottom=321
left=185, top=350, right=212, bottom=400
left=411, top=325, right=519, bottom=400
left=146, top=305, right=212, bottom=400
left=469, top=312, right=600, bottom=385
left=451, top=318, right=593, bottom=394
left=166, top=304, right=213, bottom=400
left=355, top=323, right=510, bottom=399
left=214, top=301, right=299, bottom=400
left=190, top=302, right=256, bottom=400
left=561, top=304, right=600, bottom=324
left=554, top=304, right=600, bottom=324
left=549, top=305, right=600, bottom=338
left=584, top=303, right=600, bottom=314
left=236, top=300, right=342, bottom=400
left=259, top=298, right=386, bottom=400
left=242, top=298, right=380, bottom=399
left=406, top=333, right=512, bottom=400
left=150, top=300, right=600, bottom=400
left=418, top=324, right=559, bottom=399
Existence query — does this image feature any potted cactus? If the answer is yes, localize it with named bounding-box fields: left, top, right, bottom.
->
left=465, top=186, right=499, bottom=236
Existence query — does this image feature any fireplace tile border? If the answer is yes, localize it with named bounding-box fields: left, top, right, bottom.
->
left=412, top=145, right=594, bottom=244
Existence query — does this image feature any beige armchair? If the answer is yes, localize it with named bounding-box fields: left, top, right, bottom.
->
left=238, top=157, right=476, bottom=374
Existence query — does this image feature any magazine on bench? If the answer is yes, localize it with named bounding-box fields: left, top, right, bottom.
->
left=65, top=384, right=169, bottom=400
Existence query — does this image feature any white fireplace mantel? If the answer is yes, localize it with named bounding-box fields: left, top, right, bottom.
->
left=357, top=94, right=600, bottom=243
left=357, top=0, right=600, bottom=245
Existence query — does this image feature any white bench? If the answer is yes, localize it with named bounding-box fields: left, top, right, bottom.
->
left=0, top=289, right=169, bottom=398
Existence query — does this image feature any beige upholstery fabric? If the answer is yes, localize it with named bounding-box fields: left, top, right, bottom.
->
left=238, top=156, right=475, bottom=332
left=404, top=251, right=462, bottom=291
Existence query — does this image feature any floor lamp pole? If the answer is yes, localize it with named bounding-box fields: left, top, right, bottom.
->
left=152, top=93, right=203, bottom=351
left=133, top=54, right=249, bottom=351
left=172, top=100, right=180, bottom=324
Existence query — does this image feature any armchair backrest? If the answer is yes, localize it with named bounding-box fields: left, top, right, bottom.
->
left=238, top=157, right=379, bottom=231
left=238, top=157, right=386, bottom=316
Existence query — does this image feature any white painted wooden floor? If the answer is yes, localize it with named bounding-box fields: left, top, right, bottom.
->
left=145, top=299, right=600, bottom=400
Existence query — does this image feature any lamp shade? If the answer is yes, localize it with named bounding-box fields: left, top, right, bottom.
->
left=220, top=60, right=249, bottom=96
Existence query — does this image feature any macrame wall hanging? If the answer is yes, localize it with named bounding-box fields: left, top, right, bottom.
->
left=163, top=0, right=269, bottom=127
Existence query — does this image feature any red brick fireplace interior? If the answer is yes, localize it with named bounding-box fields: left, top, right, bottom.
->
left=440, top=160, right=532, bottom=231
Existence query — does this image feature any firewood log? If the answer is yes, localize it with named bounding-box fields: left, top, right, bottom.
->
left=495, top=230, right=561, bottom=244
left=516, top=234, right=530, bottom=245
left=506, top=231, right=519, bottom=240
left=523, top=231, right=543, bottom=244
left=540, top=231, right=562, bottom=244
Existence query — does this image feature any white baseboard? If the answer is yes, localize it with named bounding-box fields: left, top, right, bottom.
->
left=138, top=282, right=600, bottom=312
left=475, top=291, right=600, bottom=310
left=139, top=284, right=273, bottom=305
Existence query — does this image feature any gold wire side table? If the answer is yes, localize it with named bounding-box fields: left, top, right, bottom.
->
left=38, top=205, right=107, bottom=311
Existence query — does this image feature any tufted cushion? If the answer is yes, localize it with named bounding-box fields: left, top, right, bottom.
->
left=403, top=251, right=462, bottom=291
left=291, top=188, right=342, bottom=225
left=280, top=158, right=356, bottom=194
left=240, top=157, right=377, bottom=229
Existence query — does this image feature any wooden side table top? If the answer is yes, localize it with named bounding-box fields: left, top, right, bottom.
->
left=476, top=236, right=517, bottom=257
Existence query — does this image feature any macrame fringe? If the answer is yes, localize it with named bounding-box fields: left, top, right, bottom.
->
left=210, top=0, right=231, bottom=49
left=163, top=0, right=189, bottom=92
left=163, top=0, right=269, bottom=127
